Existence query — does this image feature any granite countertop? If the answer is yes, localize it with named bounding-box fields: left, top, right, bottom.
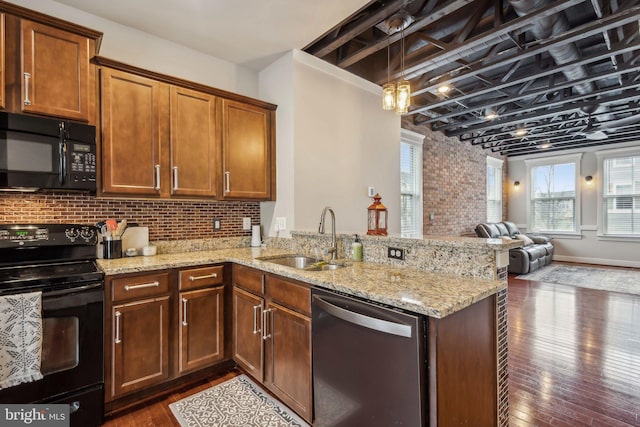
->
left=97, top=247, right=506, bottom=319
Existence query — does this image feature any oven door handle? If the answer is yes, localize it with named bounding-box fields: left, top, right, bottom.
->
left=44, top=282, right=103, bottom=298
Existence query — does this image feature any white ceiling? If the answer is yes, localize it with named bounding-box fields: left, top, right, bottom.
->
left=53, top=0, right=371, bottom=70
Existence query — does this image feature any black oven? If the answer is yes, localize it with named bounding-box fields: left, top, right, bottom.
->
left=0, top=112, right=96, bottom=192
left=0, top=224, right=104, bottom=427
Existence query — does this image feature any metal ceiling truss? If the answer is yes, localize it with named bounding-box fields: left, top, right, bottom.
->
left=304, top=0, right=640, bottom=157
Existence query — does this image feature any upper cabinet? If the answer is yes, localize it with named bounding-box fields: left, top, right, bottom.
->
left=0, top=4, right=102, bottom=122
left=100, top=68, right=167, bottom=196
left=20, top=20, right=90, bottom=121
left=170, top=87, right=217, bottom=198
left=220, top=100, right=275, bottom=200
left=96, top=58, right=276, bottom=201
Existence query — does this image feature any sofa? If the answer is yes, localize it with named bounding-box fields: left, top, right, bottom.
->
left=475, top=221, right=554, bottom=275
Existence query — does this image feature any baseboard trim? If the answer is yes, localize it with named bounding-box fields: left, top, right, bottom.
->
left=553, top=255, right=640, bottom=268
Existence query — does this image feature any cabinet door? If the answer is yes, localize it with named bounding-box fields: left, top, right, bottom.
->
left=111, top=296, right=170, bottom=399
left=232, top=287, right=264, bottom=381
left=220, top=99, right=272, bottom=200
left=21, top=20, right=90, bottom=121
left=100, top=68, right=168, bottom=196
left=266, top=302, right=312, bottom=423
left=170, top=87, right=218, bottom=197
left=178, top=286, right=224, bottom=374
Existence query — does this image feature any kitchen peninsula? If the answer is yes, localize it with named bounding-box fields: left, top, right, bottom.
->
left=98, top=234, right=514, bottom=426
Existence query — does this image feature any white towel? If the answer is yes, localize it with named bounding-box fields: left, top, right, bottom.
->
left=0, top=291, right=43, bottom=389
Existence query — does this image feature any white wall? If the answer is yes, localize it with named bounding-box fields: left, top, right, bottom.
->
left=259, top=50, right=401, bottom=237
left=9, top=0, right=259, bottom=97
left=507, top=146, right=640, bottom=268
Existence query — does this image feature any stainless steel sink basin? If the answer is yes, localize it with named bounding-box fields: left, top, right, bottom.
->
left=260, top=255, right=321, bottom=269
left=259, top=255, right=349, bottom=271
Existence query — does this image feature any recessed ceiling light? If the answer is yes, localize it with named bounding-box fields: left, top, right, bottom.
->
left=437, top=84, right=451, bottom=94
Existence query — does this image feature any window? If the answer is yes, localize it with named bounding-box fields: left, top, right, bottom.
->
left=526, top=154, right=581, bottom=233
left=400, top=129, right=424, bottom=237
left=601, top=153, right=640, bottom=235
left=486, top=157, right=503, bottom=222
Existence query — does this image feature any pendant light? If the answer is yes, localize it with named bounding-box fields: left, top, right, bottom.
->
left=381, top=13, right=411, bottom=114
left=382, top=35, right=396, bottom=110
left=395, top=26, right=410, bottom=114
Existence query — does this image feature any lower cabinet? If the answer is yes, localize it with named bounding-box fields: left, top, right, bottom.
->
left=111, top=296, right=170, bottom=398
left=105, top=265, right=226, bottom=409
left=232, top=265, right=313, bottom=423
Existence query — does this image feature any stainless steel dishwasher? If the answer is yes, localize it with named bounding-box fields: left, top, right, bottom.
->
left=312, top=287, right=427, bottom=426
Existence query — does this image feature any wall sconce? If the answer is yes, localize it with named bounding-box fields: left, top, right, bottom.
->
left=585, top=175, right=593, bottom=184
left=514, top=181, right=520, bottom=188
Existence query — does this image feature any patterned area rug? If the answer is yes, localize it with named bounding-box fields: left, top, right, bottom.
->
left=517, top=264, right=640, bottom=295
left=169, top=375, right=309, bottom=427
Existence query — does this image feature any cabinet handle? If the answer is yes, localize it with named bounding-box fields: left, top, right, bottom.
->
left=23, top=72, right=32, bottom=106
left=154, top=164, right=161, bottom=190
left=262, top=308, right=272, bottom=340
left=114, top=311, right=121, bottom=344
left=182, top=298, right=188, bottom=326
left=189, top=273, right=217, bottom=281
left=252, top=305, right=261, bottom=334
left=124, top=281, right=159, bottom=291
left=172, top=166, right=178, bottom=191
left=224, top=171, right=230, bottom=193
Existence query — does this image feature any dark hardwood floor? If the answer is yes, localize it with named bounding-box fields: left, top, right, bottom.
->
left=104, top=266, right=640, bottom=426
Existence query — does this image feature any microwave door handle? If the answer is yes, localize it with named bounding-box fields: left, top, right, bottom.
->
left=58, top=141, right=67, bottom=185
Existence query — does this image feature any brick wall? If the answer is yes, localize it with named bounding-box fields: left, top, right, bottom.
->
left=402, top=118, right=507, bottom=236
left=0, top=193, right=260, bottom=241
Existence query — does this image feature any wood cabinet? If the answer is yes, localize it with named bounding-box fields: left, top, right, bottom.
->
left=20, top=20, right=91, bottom=121
left=170, top=87, right=217, bottom=197
left=108, top=272, right=171, bottom=400
left=105, top=265, right=227, bottom=410
left=0, top=7, right=100, bottom=122
left=232, top=265, right=312, bottom=423
left=100, top=68, right=167, bottom=196
left=96, top=57, right=276, bottom=201
left=177, top=265, right=225, bottom=374
left=220, top=99, right=275, bottom=200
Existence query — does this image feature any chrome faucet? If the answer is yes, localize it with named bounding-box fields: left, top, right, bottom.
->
left=318, top=207, right=337, bottom=261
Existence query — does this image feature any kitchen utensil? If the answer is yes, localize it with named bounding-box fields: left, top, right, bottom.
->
left=115, top=219, right=127, bottom=238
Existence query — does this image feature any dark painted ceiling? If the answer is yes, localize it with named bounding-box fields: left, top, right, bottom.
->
left=304, top=0, right=640, bottom=157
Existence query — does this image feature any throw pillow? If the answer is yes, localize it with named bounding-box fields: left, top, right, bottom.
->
left=514, top=234, right=534, bottom=246
left=500, top=236, right=512, bottom=241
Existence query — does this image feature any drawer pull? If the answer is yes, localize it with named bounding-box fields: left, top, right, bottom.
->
left=252, top=305, right=261, bottom=334
left=182, top=298, right=188, bottom=326
left=24, top=72, right=32, bottom=106
left=189, top=273, right=218, bottom=281
left=124, top=281, right=160, bottom=291
left=262, top=308, right=272, bottom=340
left=114, top=311, right=121, bottom=344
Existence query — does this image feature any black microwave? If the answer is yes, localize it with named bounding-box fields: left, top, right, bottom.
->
left=0, top=112, right=96, bottom=192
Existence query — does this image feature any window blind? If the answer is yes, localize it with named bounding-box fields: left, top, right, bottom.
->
left=530, top=162, right=576, bottom=232
left=603, top=155, right=640, bottom=235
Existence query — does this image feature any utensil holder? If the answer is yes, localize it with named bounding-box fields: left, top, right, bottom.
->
left=104, top=239, right=122, bottom=259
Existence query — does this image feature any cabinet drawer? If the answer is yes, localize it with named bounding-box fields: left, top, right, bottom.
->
left=112, top=273, right=170, bottom=302
left=179, top=265, right=224, bottom=291
left=233, top=265, right=264, bottom=295
left=265, top=276, right=311, bottom=315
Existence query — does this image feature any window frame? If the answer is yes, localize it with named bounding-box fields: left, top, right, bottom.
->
left=525, top=153, right=582, bottom=235
left=486, top=156, right=504, bottom=223
left=596, top=146, right=640, bottom=240
left=400, top=128, right=424, bottom=238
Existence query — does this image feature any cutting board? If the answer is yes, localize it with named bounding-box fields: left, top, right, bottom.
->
left=121, top=226, right=149, bottom=256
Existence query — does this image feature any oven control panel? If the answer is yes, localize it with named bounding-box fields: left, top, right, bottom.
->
left=0, top=224, right=97, bottom=247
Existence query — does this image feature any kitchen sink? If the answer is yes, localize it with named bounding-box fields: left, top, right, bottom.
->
left=259, top=255, right=349, bottom=271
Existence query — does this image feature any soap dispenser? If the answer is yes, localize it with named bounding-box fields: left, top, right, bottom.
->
left=351, top=234, right=363, bottom=261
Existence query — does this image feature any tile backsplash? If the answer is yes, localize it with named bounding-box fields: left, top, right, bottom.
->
left=0, top=193, right=260, bottom=241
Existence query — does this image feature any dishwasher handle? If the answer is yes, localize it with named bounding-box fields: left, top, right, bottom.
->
left=313, top=295, right=412, bottom=338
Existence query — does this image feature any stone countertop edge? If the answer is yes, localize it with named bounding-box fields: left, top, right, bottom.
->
left=291, top=230, right=524, bottom=250
left=97, top=247, right=506, bottom=319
